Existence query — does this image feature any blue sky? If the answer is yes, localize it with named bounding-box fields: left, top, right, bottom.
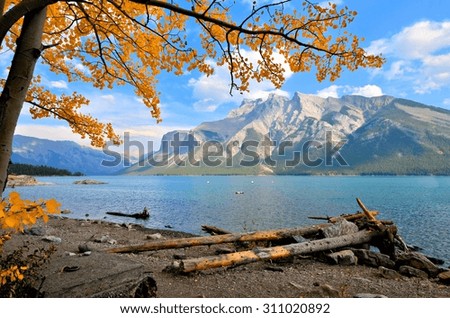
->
left=5, top=0, right=450, bottom=151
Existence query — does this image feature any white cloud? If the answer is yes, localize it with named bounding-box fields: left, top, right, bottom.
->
left=368, top=20, right=450, bottom=94
left=50, top=80, right=68, bottom=89
left=74, top=63, right=88, bottom=73
left=192, top=98, right=219, bottom=112
left=317, top=85, right=340, bottom=98
left=316, top=84, right=384, bottom=98
left=367, top=21, right=450, bottom=59
left=188, top=50, right=292, bottom=112
left=188, top=63, right=233, bottom=112
left=383, top=60, right=414, bottom=80
left=443, top=98, right=450, bottom=106
left=350, top=85, right=383, bottom=97
left=100, top=94, right=116, bottom=103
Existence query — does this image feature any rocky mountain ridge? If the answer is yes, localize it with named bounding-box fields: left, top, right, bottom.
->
left=125, top=93, right=450, bottom=175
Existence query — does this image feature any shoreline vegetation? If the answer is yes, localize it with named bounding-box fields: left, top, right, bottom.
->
left=4, top=161, right=450, bottom=178
left=3, top=211, right=450, bottom=297
left=8, top=163, right=84, bottom=177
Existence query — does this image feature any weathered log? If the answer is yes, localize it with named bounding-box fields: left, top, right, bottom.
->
left=108, top=223, right=333, bottom=254
left=106, top=207, right=149, bottom=220
left=308, top=211, right=379, bottom=223
left=108, top=210, right=378, bottom=254
left=201, top=225, right=231, bottom=235
left=356, top=198, right=385, bottom=229
left=174, top=230, right=382, bottom=273
left=356, top=198, right=406, bottom=255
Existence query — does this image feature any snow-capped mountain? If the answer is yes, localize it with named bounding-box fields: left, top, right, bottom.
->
left=125, top=93, right=450, bottom=175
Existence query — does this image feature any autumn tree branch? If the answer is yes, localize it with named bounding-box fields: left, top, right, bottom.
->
left=129, top=0, right=338, bottom=56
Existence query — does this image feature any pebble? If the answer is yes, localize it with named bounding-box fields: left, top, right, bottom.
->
left=81, top=251, right=92, bottom=256
left=108, top=239, right=117, bottom=245
left=42, top=235, right=62, bottom=244
left=438, top=271, right=450, bottom=284
left=289, top=282, right=305, bottom=290
left=24, top=227, right=46, bottom=236
left=354, top=293, right=388, bottom=298
left=318, top=284, right=340, bottom=298
left=146, top=233, right=163, bottom=240
left=94, top=235, right=117, bottom=245
left=173, top=253, right=187, bottom=260
left=64, top=251, right=77, bottom=257
left=327, top=250, right=357, bottom=266
left=78, top=244, right=91, bottom=253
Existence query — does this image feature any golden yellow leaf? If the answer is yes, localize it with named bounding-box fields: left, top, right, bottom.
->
left=45, top=199, right=61, bottom=214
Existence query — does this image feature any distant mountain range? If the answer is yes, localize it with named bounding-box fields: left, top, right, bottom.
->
left=11, top=135, right=123, bottom=175
left=124, top=93, right=450, bottom=175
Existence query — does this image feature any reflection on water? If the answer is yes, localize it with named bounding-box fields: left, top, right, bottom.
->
left=6, top=175, right=450, bottom=264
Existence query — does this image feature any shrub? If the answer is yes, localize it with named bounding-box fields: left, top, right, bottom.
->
left=0, top=192, right=60, bottom=297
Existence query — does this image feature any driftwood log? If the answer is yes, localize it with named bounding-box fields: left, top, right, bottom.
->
left=108, top=210, right=378, bottom=254
left=172, top=230, right=384, bottom=273
left=106, top=207, right=149, bottom=220
left=308, top=211, right=379, bottom=223
left=201, top=225, right=231, bottom=235
left=107, top=199, right=399, bottom=273
left=108, top=223, right=333, bottom=254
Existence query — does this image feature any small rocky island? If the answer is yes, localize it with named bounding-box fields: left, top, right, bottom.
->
left=6, top=175, right=43, bottom=187
left=73, top=179, right=107, bottom=185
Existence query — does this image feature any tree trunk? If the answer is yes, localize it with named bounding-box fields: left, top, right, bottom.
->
left=175, top=230, right=381, bottom=273
left=1, top=0, right=6, bottom=15
left=0, top=7, right=47, bottom=196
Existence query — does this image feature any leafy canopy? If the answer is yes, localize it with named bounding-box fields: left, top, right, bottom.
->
left=1, top=0, right=383, bottom=147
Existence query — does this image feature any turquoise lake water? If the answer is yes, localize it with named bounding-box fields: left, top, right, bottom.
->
left=5, top=175, right=450, bottom=264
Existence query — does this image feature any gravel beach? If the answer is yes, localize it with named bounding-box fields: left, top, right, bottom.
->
left=3, top=216, right=450, bottom=298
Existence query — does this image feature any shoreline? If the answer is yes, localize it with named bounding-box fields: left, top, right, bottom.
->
left=3, top=216, right=450, bottom=298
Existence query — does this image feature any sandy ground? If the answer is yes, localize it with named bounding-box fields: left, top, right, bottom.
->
left=3, top=216, right=450, bottom=298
